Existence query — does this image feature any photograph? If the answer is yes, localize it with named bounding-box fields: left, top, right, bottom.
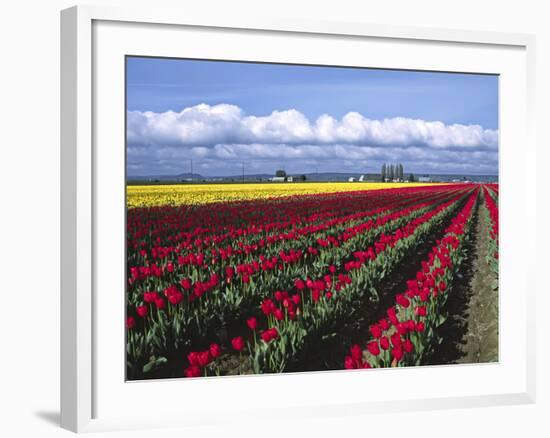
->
left=125, top=57, right=499, bottom=380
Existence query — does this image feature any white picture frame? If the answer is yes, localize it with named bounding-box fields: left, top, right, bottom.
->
left=60, top=4, right=537, bottom=433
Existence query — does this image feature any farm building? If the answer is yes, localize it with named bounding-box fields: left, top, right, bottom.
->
left=418, top=175, right=432, bottom=182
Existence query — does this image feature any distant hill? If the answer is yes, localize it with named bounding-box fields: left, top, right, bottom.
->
left=127, top=172, right=374, bottom=182
left=127, top=171, right=498, bottom=184
left=127, top=172, right=204, bottom=182
left=414, top=174, right=498, bottom=183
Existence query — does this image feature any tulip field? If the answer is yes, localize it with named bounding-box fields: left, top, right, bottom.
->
left=126, top=182, right=499, bottom=379
left=126, top=181, right=431, bottom=208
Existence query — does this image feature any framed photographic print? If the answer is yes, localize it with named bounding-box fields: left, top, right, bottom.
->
left=61, top=4, right=536, bottom=433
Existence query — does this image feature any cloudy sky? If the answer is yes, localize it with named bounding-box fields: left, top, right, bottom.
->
left=126, top=57, right=499, bottom=177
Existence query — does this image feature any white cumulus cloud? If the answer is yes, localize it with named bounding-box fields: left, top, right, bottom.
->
left=126, top=103, right=498, bottom=176
left=127, top=103, right=498, bottom=150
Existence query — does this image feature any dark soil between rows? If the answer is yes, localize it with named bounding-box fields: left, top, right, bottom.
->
left=425, top=192, right=498, bottom=365
left=457, top=196, right=499, bottom=363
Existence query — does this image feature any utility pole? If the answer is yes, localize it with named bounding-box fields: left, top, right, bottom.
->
left=242, top=161, right=245, bottom=184
left=190, top=159, right=193, bottom=183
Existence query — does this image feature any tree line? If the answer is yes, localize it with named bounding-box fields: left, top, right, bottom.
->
left=380, top=163, right=415, bottom=182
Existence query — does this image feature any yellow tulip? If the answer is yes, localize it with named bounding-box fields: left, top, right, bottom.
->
left=127, top=182, right=436, bottom=208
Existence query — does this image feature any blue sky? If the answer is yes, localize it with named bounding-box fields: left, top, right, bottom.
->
left=126, top=57, right=499, bottom=176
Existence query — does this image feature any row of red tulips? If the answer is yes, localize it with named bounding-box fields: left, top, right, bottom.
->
left=343, top=189, right=479, bottom=369
left=482, top=186, right=499, bottom=282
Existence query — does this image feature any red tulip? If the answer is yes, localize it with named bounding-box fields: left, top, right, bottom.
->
left=231, top=337, right=245, bottom=351
left=198, top=351, right=211, bottom=367
left=380, top=336, right=390, bottom=350
left=391, top=346, right=404, bottom=361
left=261, top=331, right=271, bottom=343
left=396, top=323, right=408, bottom=335
left=136, top=305, right=148, bottom=318
left=344, top=355, right=355, bottom=370
left=350, top=344, right=362, bottom=361
left=396, top=294, right=410, bottom=308
left=403, top=339, right=414, bottom=353
left=168, top=290, right=183, bottom=305
left=126, top=316, right=135, bottom=329
left=246, top=317, right=257, bottom=330
left=188, top=352, right=200, bottom=367
left=261, top=298, right=275, bottom=315
left=184, top=365, right=201, bottom=378
left=268, top=327, right=279, bottom=340
left=155, top=297, right=165, bottom=309
left=209, top=343, right=221, bottom=359
left=143, top=291, right=158, bottom=303
left=274, top=308, right=284, bottom=321
left=415, top=305, right=427, bottom=316
left=261, top=327, right=279, bottom=343
left=391, top=332, right=403, bottom=347
left=379, top=319, right=390, bottom=330
left=369, top=323, right=382, bottom=339
left=387, top=307, right=399, bottom=325
left=180, top=278, right=192, bottom=290
left=367, top=341, right=380, bottom=356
